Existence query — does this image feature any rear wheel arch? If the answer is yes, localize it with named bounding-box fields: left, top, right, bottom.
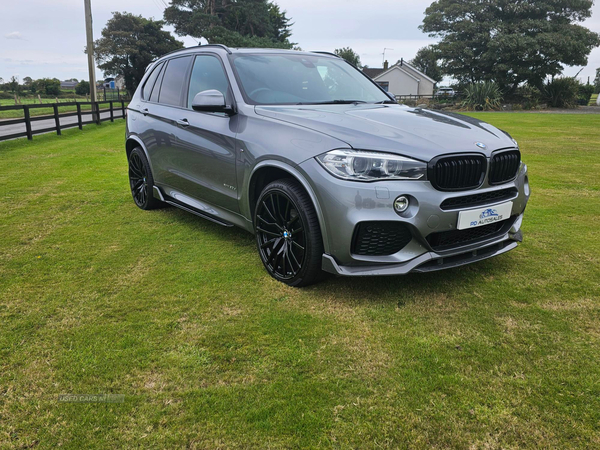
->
left=248, top=163, right=330, bottom=254
left=126, top=136, right=155, bottom=178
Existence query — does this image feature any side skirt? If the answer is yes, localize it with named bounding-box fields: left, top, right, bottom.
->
left=153, top=186, right=233, bottom=228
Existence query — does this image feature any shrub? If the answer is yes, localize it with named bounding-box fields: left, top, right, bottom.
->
left=542, top=78, right=579, bottom=108
left=32, top=78, right=61, bottom=96
left=512, top=85, right=542, bottom=109
left=75, top=81, right=90, bottom=96
left=577, top=82, right=594, bottom=105
left=462, top=82, right=502, bottom=110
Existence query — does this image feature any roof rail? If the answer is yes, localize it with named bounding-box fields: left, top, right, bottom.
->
left=311, top=51, right=340, bottom=58
left=197, top=43, right=232, bottom=54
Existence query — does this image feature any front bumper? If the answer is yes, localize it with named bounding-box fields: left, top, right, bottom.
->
left=297, top=158, right=530, bottom=276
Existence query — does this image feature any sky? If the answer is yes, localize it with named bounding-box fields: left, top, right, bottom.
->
left=1, top=0, right=599, bottom=85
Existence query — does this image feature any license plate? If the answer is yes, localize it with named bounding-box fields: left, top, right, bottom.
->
left=457, top=201, right=513, bottom=230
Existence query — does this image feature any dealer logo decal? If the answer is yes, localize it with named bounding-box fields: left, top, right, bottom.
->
left=470, top=208, right=503, bottom=227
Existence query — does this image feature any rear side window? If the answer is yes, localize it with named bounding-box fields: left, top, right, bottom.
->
left=187, top=55, right=230, bottom=108
left=142, top=62, right=164, bottom=101
left=149, top=64, right=166, bottom=103
left=159, top=56, right=192, bottom=106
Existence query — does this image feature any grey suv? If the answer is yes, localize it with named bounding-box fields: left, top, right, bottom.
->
left=126, top=45, right=530, bottom=286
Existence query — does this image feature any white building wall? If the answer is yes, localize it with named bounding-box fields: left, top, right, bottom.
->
left=416, top=77, right=435, bottom=96
left=375, top=68, right=419, bottom=96
left=374, top=65, right=436, bottom=96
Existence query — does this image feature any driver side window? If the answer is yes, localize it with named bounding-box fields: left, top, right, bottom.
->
left=187, top=55, right=230, bottom=109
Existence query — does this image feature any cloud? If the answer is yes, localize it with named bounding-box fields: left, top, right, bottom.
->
left=5, top=31, right=25, bottom=40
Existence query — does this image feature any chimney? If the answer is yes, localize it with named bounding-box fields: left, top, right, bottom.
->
left=383, top=60, right=389, bottom=70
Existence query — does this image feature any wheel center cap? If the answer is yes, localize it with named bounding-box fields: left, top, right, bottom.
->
left=283, top=229, right=292, bottom=239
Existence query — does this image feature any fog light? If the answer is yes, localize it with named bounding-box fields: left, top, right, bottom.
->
left=394, top=195, right=409, bottom=213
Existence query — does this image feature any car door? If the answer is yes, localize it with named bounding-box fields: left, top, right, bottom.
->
left=144, top=55, right=193, bottom=190
left=171, top=54, right=239, bottom=213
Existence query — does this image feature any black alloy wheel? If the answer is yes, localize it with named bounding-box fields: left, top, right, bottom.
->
left=128, top=147, right=162, bottom=210
left=255, top=179, right=324, bottom=287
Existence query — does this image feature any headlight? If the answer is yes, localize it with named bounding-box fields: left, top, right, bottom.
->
left=316, top=149, right=426, bottom=181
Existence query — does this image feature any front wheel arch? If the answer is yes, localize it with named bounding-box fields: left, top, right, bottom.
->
left=247, top=162, right=330, bottom=254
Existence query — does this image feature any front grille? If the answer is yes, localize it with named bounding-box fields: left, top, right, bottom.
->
left=428, top=154, right=487, bottom=191
left=440, top=188, right=518, bottom=210
left=352, top=221, right=412, bottom=256
left=489, top=149, right=520, bottom=184
left=426, top=216, right=516, bottom=251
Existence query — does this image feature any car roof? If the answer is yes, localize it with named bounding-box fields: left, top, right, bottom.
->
left=157, top=45, right=339, bottom=61
left=145, top=45, right=341, bottom=74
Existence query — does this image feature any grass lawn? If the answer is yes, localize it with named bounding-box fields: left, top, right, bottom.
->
left=1, top=114, right=599, bottom=448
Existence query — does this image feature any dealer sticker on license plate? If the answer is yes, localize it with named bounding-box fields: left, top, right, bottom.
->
left=457, top=201, right=513, bottom=230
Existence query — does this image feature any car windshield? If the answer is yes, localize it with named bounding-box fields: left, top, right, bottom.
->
left=231, top=53, right=392, bottom=105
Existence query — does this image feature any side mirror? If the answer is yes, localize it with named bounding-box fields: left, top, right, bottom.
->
left=191, top=89, right=234, bottom=114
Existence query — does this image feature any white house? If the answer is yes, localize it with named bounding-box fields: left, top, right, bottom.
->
left=363, top=60, right=436, bottom=96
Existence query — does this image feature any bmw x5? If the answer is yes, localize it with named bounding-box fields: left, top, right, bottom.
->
left=126, top=45, right=530, bottom=286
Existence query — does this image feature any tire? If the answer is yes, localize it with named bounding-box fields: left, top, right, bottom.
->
left=254, top=179, right=324, bottom=287
left=128, top=147, right=163, bottom=210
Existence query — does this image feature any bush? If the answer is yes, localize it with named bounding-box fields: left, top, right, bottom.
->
left=542, top=78, right=579, bottom=108
left=32, top=78, right=62, bottom=96
left=512, top=85, right=542, bottom=109
left=462, top=82, right=502, bottom=110
left=75, top=81, right=90, bottom=96
left=577, top=82, right=594, bottom=105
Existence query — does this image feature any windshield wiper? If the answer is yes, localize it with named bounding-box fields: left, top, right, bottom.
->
left=297, top=100, right=367, bottom=105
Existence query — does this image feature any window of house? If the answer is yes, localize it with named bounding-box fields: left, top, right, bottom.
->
left=377, top=82, right=389, bottom=92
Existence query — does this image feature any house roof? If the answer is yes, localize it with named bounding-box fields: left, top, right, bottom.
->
left=362, top=67, right=386, bottom=79
left=364, top=61, right=436, bottom=84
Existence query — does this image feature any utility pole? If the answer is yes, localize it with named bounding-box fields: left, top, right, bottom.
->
left=84, top=0, right=97, bottom=105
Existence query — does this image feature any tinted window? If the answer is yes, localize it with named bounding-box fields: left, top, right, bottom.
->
left=232, top=54, right=389, bottom=105
left=149, top=64, right=166, bottom=103
left=187, top=55, right=229, bottom=108
left=142, top=62, right=164, bottom=100
left=158, top=56, right=192, bottom=106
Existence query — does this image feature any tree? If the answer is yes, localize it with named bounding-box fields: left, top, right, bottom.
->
left=75, top=80, right=90, bottom=96
left=8, top=76, right=19, bottom=94
left=164, top=0, right=293, bottom=48
left=32, top=78, right=61, bottom=96
left=595, top=68, right=600, bottom=94
left=22, top=76, right=33, bottom=86
left=334, top=47, right=361, bottom=68
left=420, top=0, right=600, bottom=92
left=94, top=12, right=184, bottom=94
left=410, top=46, right=442, bottom=83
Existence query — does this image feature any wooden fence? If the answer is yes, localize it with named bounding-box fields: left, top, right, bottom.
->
left=0, top=100, right=126, bottom=142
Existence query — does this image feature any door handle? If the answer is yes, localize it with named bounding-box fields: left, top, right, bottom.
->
left=141, top=108, right=149, bottom=116
left=177, top=118, right=190, bottom=127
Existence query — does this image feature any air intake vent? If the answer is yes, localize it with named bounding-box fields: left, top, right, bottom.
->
left=426, top=216, right=516, bottom=251
left=428, top=154, right=487, bottom=191
left=489, top=149, right=520, bottom=185
left=352, top=222, right=412, bottom=256
left=440, top=188, right=518, bottom=210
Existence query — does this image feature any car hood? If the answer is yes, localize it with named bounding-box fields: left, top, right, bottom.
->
left=254, top=104, right=515, bottom=161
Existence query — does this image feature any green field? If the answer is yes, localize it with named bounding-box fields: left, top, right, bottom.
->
left=1, top=114, right=599, bottom=448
